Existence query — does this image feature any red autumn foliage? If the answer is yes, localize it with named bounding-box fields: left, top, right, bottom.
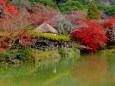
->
left=0, top=0, right=19, bottom=20
left=103, top=18, right=115, bottom=43
left=0, top=0, right=7, bottom=4
left=0, top=0, right=19, bottom=32
left=7, top=4, right=19, bottom=15
left=103, top=18, right=115, bottom=29
left=26, top=8, right=57, bottom=26
left=70, top=19, right=108, bottom=51
left=0, top=31, right=33, bottom=48
left=1, top=42, right=9, bottom=48
left=16, top=32, right=33, bottom=47
left=16, top=32, right=26, bottom=40
left=20, top=36, right=32, bottom=46
left=0, top=35, right=10, bottom=48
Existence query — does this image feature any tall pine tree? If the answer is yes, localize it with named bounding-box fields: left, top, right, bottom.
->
left=87, top=2, right=100, bottom=20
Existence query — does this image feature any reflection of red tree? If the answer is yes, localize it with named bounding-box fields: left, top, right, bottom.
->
left=72, top=55, right=107, bottom=84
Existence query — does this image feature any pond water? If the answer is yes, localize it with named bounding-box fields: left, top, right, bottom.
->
left=0, top=50, right=115, bottom=86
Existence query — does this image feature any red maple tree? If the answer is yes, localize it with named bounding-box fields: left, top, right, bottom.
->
left=103, top=18, right=115, bottom=44
left=70, top=19, right=108, bottom=51
left=0, top=0, right=7, bottom=4
left=103, top=18, right=115, bottom=29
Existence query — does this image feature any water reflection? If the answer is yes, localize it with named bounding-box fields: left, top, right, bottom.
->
left=72, top=54, right=108, bottom=86
left=71, top=52, right=115, bottom=86
left=0, top=51, right=115, bottom=86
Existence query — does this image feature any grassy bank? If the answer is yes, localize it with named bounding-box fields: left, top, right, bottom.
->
left=0, top=47, right=80, bottom=64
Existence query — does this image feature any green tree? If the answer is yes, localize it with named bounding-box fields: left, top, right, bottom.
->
left=108, top=0, right=115, bottom=5
left=28, top=0, right=56, bottom=8
left=59, top=0, right=83, bottom=14
left=54, top=0, right=67, bottom=5
left=87, top=2, right=100, bottom=20
left=104, top=5, right=115, bottom=17
left=72, top=0, right=89, bottom=5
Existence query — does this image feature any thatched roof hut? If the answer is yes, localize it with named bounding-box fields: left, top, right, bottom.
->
left=35, top=23, right=58, bottom=34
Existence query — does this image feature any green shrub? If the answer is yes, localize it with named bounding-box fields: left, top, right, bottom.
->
left=0, top=50, right=6, bottom=61
left=32, top=50, right=61, bottom=64
left=59, top=0, right=83, bottom=14
left=59, top=43, right=80, bottom=60
left=3, top=48, right=35, bottom=63
left=28, top=0, right=56, bottom=8
left=54, top=0, right=67, bottom=4
left=109, top=0, right=115, bottom=5
left=104, top=5, right=115, bottom=17
left=0, top=49, right=62, bottom=64
left=98, top=5, right=115, bottom=17
left=15, top=48, right=34, bottom=61
left=73, top=0, right=89, bottom=5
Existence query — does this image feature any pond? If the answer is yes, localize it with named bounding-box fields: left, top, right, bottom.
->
left=0, top=50, right=115, bottom=86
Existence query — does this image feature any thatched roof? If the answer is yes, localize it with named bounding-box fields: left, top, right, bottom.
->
left=35, top=23, right=58, bottom=34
